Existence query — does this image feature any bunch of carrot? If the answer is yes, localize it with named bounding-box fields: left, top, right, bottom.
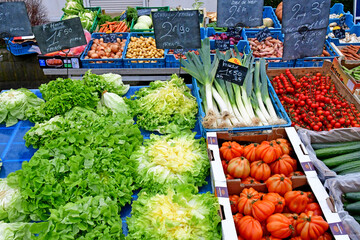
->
left=98, top=21, right=129, bottom=33
left=340, top=45, right=360, bottom=60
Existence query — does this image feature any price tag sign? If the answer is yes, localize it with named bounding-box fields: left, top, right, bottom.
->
left=282, top=0, right=331, bottom=60
left=32, top=18, right=87, bottom=55
left=226, top=27, right=242, bottom=37
left=173, top=49, right=188, bottom=55
left=152, top=10, right=201, bottom=49
left=333, top=27, right=346, bottom=39
left=103, top=33, right=117, bottom=43
left=119, top=11, right=127, bottom=21
left=215, top=40, right=230, bottom=51
left=0, top=2, right=33, bottom=38
left=339, top=15, right=346, bottom=27
left=137, top=8, right=152, bottom=16
left=215, top=59, right=248, bottom=85
left=255, top=27, right=271, bottom=42
left=217, top=0, right=264, bottom=27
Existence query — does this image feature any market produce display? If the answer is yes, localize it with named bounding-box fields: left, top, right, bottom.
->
left=230, top=186, right=330, bottom=239
left=312, top=141, right=360, bottom=175
left=182, top=38, right=286, bottom=129
left=271, top=69, right=360, bottom=130
left=128, top=74, right=198, bottom=133
left=328, top=32, right=360, bottom=44
left=126, top=186, right=221, bottom=239
left=340, top=45, right=360, bottom=60
left=83, top=37, right=127, bottom=60
left=125, top=36, right=164, bottom=60
left=131, top=132, right=209, bottom=191
left=220, top=138, right=303, bottom=181
left=62, top=0, right=98, bottom=31
left=0, top=89, right=44, bottom=127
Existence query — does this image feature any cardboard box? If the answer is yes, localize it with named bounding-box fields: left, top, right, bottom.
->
left=213, top=175, right=350, bottom=240
left=37, top=55, right=81, bottom=69
left=331, top=57, right=360, bottom=94
left=206, top=127, right=318, bottom=183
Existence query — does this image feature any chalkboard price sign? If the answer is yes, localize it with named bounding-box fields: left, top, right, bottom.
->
left=32, top=18, right=87, bottom=55
left=333, top=28, right=346, bottom=39
left=215, top=40, right=230, bottom=51
left=0, top=2, right=33, bottom=38
left=339, top=15, right=346, bottom=27
left=137, top=8, right=152, bottom=16
left=103, top=33, right=117, bottom=43
left=174, top=49, right=188, bottom=55
left=283, top=29, right=327, bottom=60
left=226, top=27, right=242, bottom=37
left=217, top=0, right=264, bottom=27
left=255, top=27, right=271, bottom=42
left=215, top=60, right=248, bottom=85
left=152, top=10, right=201, bottom=49
left=282, top=0, right=331, bottom=33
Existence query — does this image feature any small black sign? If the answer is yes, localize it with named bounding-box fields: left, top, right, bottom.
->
left=255, top=27, right=271, bottom=42
left=215, top=40, right=230, bottom=51
left=339, top=15, right=346, bottom=27
left=103, top=33, right=117, bottom=43
left=32, top=18, right=87, bottom=54
left=282, top=0, right=331, bottom=34
left=333, top=28, right=346, bottom=39
left=217, top=0, right=264, bottom=27
left=283, top=29, right=327, bottom=60
left=215, top=59, right=248, bottom=85
left=152, top=10, right=201, bottom=49
left=119, top=11, right=127, bottom=21
left=0, top=2, right=33, bottom=38
left=226, top=27, right=242, bottom=37
left=174, top=49, right=188, bottom=55
left=137, top=8, right=152, bottom=16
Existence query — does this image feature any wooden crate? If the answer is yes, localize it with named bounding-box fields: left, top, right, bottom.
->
left=266, top=60, right=360, bottom=110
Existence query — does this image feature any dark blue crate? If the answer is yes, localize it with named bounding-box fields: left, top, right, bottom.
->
left=207, top=27, right=248, bottom=49
left=123, top=33, right=168, bottom=68
left=6, top=38, right=36, bottom=56
left=191, top=77, right=291, bottom=138
left=80, top=33, right=129, bottom=68
left=328, top=25, right=360, bottom=46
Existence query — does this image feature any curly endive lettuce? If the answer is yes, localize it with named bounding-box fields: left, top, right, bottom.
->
left=83, top=70, right=130, bottom=97
left=131, top=132, right=209, bottom=191
left=27, top=78, right=99, bottom=123
left=0, top=178, right=26, bottom=223
left=0, top=221, right=33, bottom=240
left=128, top=74, right=198, bottom=133
left=0, top=89, right=44, bottom=127
left=127, top=185, right=221, bottom=240
left=30, top=196, right=124, bottom=240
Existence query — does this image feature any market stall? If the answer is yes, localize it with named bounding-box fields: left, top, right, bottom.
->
left=1, top=0, right=360, bottom=239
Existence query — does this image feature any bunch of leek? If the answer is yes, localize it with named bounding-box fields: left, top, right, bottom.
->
left=181, top=38, right=286, bottom=129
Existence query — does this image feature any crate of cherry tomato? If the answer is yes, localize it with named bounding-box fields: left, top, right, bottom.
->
left=267, top=61, right=360, bottom=131
left=206, top=129, right=350, bottom=239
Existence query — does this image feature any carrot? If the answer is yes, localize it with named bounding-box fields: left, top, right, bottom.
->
left=99, top=26, right=106, bottom=32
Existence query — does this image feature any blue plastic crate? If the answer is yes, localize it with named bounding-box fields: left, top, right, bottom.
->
left=191, top=77, right=291, bottom=138
left=80, top=33, right=129, bottom=68
left=328, top=25, right=360, bottom=46
left=6, top=38, right=36, bottom=56
left=207, top=27, right=248, bottom=49
left=123, top=33, right=168, bottom=68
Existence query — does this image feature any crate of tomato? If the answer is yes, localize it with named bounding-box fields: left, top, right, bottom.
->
left=267, top=61, right=360, bottom=131
left=206, top=128, right=350, bottom=240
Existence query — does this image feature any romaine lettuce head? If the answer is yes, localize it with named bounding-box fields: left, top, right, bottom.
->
left=0, top=179, right=27, bottom=223
left=131, top=132, right=209, bottom=191
left=0, top=88, right=44, bottom=127
left=127, top=185, right=221, bottom=240
left=129, top=74, right=198, bottom=133
left=0, top=221, right=33, bottom=240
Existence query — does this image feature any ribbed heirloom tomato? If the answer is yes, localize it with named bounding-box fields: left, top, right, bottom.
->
left=243, top=143, right=258, bottom=162
left=317, top=232, right=333, bottom=240
left=252, top=199, right=275, bottom=221
left=250, top=160, right=271, bottom=181
left=270, top=154, right=297, bottom=176
left=296, top=211, right=329, bottom=240
left=266, top=213, right=294, bottom=238
left=284, top=191, right=309, bottom=214
left=237, top=216, right=263, bottom=240
left=256, top=141, right=283, bottom=163
left=230, top=195, right=240, bottom=214
left=227, top=157, right=250, bottom=178
left=233, top=212, right=243, bottom=233
left=266, top=174, right=292, bottom=195
left=220, top=141, right=244, bottom=161
left=271, top=138, right=292, bottom=155
left=241, top=176, right=260, bottom=184
left=238, top=188, right=260, bottom=215
left=263, top=193, right=285, bottom=213
left=305, top=202, right=322, bottom=216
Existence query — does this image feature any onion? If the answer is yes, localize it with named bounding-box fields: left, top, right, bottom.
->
left=114, top=55, right=120, bottom=59
left=91, top=53, right=99, bottom=58
left=106, top=52, right=111, bottom=57
left=110, top=44, right=119, bottom=53
left=87, top=50, right=95, bottom=57
left=94, top=39, right=100, bottom=44
left=110, top=53, right=115, bottom=57
left=105, top=47, right=112, bottom=53
left=99, top=50, right=106, bottom=57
